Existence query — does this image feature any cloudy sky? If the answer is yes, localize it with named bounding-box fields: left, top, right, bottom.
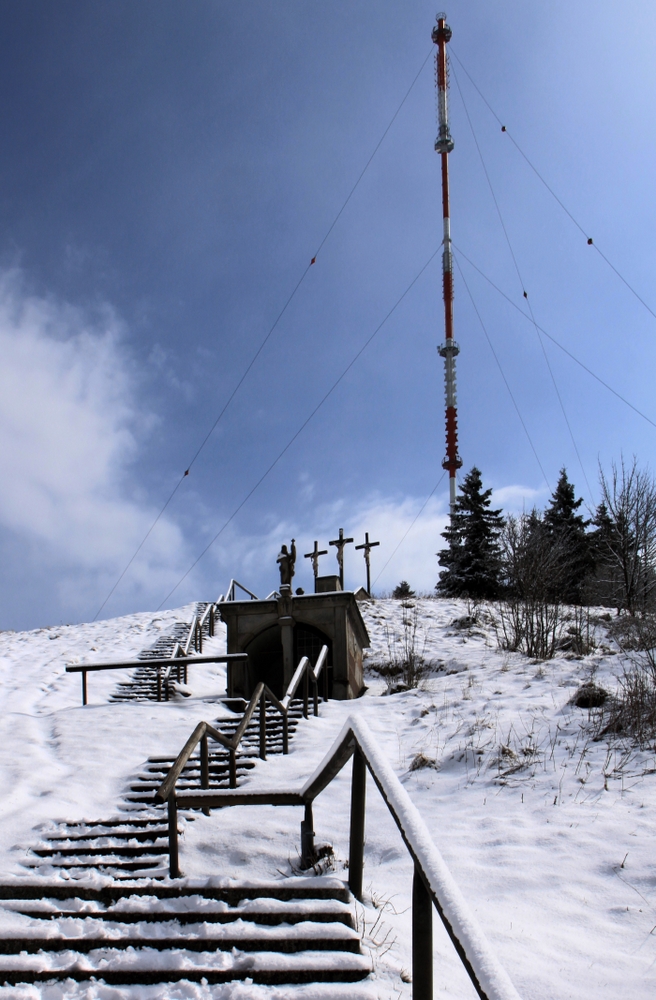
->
left=1, top=0, right=655, bottom=629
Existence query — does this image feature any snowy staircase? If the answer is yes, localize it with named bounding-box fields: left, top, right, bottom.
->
left=24, top=817, right=172, bottom=880
left=125, top=700, right=304, bottom=806
left=22, top=701, right=306, bottom=879
left=0, top=878, right=372, bottom=986
left=110, top=602, right=211, bottom=703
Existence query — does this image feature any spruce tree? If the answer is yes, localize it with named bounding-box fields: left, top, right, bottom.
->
left=437, top=467, right=504, bottom=599
left=587, top=502, right=624, bottom=609
left=543, top=468, right=591, bottom=604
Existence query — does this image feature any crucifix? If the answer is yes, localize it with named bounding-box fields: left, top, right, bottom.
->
left=329, top=528, right=354, bottom=589
left=355, top=532, right=380, bottom=595
left=304, top=540, right=328, bottom=581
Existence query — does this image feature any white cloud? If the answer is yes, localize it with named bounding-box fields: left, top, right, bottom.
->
left=0, top=270, right=189, bottom=621
left=492, top=483, right=546, bottom=512
left=206, top=481, right=555, bottom=600
left=206, top=490, right=450, bottom=598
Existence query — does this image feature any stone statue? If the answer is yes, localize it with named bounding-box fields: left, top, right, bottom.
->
left=277, top=539, right=296, bottom=587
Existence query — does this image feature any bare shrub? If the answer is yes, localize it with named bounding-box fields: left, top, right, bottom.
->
left=594, top=457, right=656, bottom=614
left=607, top=612, right=656, bottom=664
left=494, top=598, right=564, bottom=659
left=560, top=606, right=597, bottom=656
left=591, top=611, right=656, bottom=745
left=494, top=512, right=574, bottom=658
left=371, top=603, right=428, bottom=692
left=593, top=667, right=656, bottom=746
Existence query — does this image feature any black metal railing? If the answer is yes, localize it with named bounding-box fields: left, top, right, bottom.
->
left=153, top=646, right=329, bottom=866
left=65, top=653, right=248, bottom=706
left=155, top=715, right=521, bottom=1000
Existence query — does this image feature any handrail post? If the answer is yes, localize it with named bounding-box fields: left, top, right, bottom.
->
left=313, top=674, right=318, bottom=717
left=303, top=667, right=308, bottom=719
left=209, top=604, right=215, bottom=636
left=412, top=865, right=433, bottom=1000
left=324, top=662, right=328, bottom=702
left=201, top=735, right=209, bottom=788
left=348, top=746, right=366, bottom=901
left=81, top=670, right=88, bottom=707
left=229, top=748, right=237, bottom=788
left=283, top=712, right=289, bottom=754
left=168, top=796, right=180, bottom=878
left=259, top=691, right=267, bottom=760
left=157, top=668, right=162, bottom=702
left=300, top=801, right=315, bottom=869
left=201, top=733, right=210, bottom=817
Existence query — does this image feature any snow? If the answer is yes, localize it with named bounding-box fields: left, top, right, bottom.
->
left=0, top=597, right=655, bottom=998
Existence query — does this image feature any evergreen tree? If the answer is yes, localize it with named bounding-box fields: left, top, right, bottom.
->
left=393, top=581, right=415, bottom=599
left=587, top=502, right=625, bottom=609
left=437, top=467, right=504, bottom=599
left=543, top=468, right=591, bottom=604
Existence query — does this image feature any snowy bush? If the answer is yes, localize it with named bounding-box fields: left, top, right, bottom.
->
left=371, top=602, right=428, bottom=692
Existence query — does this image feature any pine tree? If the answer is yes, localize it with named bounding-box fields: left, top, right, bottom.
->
left=393, top=581, right=416, bottom=599
left=587, top=502, right=625, bottom=609
left=437, top=467, right=504, bottom=599
left=543, top=468, right=591, bottom=604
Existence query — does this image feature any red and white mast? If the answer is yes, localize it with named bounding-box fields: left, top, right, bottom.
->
left=433, top=13, right=462, bottom=510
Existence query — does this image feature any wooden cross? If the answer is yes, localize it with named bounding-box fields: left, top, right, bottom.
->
left=329, top=528, right=354, bottom=589
left=304, top=540, right=328, bottom=579
left=355, top=532, right=380, bottom=595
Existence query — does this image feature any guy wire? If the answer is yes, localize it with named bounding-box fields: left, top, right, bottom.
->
left=454, top=254, right=550, bottom=490
left=454, top=244, right=656, bottom=432
left=156, top=246, right=441, bottom=609
left=93, top=47, right=433, bottom=620
left=450, top=47, right=656, bottom=326
left=451, top=59, right=592, bottom=499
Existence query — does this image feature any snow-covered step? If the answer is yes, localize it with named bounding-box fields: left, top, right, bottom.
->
left=45, top=827, right=169, bottom=843
left=0, top=878, right=371, bottom=988
left=24, top=855, right=166, bottom=873
left=31, top=842, right=170, bottom=858
left=0, top=919, right=361, bottom=954
left=2, top=895, right=355, bottom=927
left=0, top=949, right=372, bottom=986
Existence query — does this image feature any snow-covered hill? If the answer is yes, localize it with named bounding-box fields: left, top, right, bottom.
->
left=0, top=597, right=654, bottom=999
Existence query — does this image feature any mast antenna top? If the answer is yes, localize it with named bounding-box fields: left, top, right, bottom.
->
left=432, top=14, right=452, bottom=43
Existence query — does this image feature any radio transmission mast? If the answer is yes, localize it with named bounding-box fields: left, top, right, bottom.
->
left=433, top=13, right=462, bottom=510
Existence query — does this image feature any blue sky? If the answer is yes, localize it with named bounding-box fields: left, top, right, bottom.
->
left=1, top=0, right=655, bottom=629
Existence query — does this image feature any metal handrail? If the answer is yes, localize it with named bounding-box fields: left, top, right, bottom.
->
left=282, top=645, right=329, bottom=716
left=219, top=579, right=260, bottom=602
left=153, top=648, right=329, bottom=839
left=165, top=716, right=521, bottom=1000
left=65, top=653, right=248, bottom=706
left=154, top=679, right=289, bottom=805
left=182, top=616, right=198, bottom=655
